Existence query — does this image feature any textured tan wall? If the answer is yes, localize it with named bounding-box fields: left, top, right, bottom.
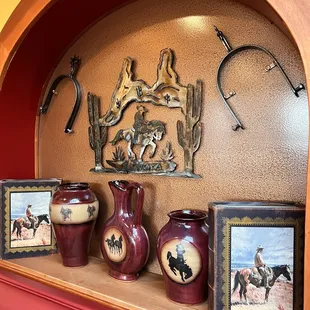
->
left=38, top=0, right=308, bottom=274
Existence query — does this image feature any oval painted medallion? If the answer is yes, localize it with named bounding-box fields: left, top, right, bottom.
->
left=161, top=239, right=201, bottom=284
left=103, top=227, right=127, bottom=263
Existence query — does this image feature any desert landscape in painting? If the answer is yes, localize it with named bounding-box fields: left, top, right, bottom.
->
left=10, top=221, right=52, bottom=248
left=231, top=271, right=293, bottom=310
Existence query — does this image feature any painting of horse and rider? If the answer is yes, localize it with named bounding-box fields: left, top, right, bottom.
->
left=10, top=191, right=52, bottom=248
left=230, top=226, right=294, bottom=309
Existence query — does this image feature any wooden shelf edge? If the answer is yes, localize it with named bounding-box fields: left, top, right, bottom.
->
left=0, top=258, right=131, bottom=310
left=0, top=255, right=208, bottom=310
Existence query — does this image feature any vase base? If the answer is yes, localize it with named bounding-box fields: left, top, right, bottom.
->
left=109, top=269, right=139, bottom=282
left=167, top=296, right=207, bottom=306
left=62, top=256, right=88, bottom=268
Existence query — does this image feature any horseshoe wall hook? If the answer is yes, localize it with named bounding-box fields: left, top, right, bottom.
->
left=40, top=55, right=82, bottom=133
left=214, top=26, right=305, bottom=131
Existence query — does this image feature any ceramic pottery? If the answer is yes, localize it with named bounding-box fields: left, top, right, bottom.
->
left=100, top=180, right=149, bottom=281
left=50, top=183, right=98, bottom=267
left=157, top=210, right=208, bottom=305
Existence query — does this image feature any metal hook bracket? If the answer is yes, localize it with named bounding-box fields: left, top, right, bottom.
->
left=214, top=26, right=305, bottom=131
left=40, top=55, right=82, bottom=133
left=224, top=91, right=236, bottom=100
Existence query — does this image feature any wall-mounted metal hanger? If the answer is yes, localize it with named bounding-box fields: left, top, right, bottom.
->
left=40, top=56, right=82, bottom=133
left=214, top=26, right=305, bottom=131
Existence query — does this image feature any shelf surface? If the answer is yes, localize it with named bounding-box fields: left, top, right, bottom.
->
left=0, top=255, right=208, bottom=310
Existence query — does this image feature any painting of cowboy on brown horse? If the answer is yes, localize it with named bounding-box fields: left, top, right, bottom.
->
left=10, top=191, right=53, bottom=248
left=231, top=227, right=294, bottom=308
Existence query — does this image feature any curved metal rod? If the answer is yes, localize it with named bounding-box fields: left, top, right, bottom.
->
left=40, top=56, right=82, bottom=133
left=216, top=45, right=305, bottom=131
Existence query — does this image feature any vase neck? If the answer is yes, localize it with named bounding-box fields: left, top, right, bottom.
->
left=169, top=217, right=206, bottom=227
left=109, top=180, right=132, bottom=216
left=109, top=181, right=145, bottom=226
left=168, top=209, right=207, bottom=227
left=59, top=182, right=89, bottom=191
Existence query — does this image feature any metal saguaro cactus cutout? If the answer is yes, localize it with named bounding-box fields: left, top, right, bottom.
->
left=88, top=48, right=202, bottom=178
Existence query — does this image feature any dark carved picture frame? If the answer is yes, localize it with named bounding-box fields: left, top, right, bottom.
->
left=0, top=179, right=61, bottom=259
left=208, top=201, right=305, bottom=310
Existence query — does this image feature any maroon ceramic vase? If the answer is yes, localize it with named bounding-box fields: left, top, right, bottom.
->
left=100, top=180, right=149, bottom=281
left=50, top=183, right=99, bottom=267
left=157, top=209, right=208, bottom=305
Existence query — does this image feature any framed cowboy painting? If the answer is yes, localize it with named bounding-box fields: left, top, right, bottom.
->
left=208, top=201, right=305, bottom=310
left=0, top=179, right=61, bottom=259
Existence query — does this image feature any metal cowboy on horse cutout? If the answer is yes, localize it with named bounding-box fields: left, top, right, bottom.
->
left=88, top=48, right=202, bottom=178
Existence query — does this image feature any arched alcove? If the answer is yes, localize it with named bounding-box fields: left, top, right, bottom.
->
left=0, top=0, right=307, bottom=177
left=1, top=0, right=310, bottom=307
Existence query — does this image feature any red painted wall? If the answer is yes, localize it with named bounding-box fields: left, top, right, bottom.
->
left=0, top=268, right=110, bottom=309
left=0, top=0, right=128, bottom=179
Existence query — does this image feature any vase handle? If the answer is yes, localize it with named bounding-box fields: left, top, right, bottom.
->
left=131, top=183, right=144, bottom=227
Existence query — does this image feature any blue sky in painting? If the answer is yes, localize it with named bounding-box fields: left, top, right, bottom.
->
left=10, top=191, right=51, bottom=219
left=231, top=226, right=294, bottom=266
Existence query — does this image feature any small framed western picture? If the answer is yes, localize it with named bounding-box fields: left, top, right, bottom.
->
left=208, top=202, right=305, bottom=310
left=0, top=179, right=61, bottom=259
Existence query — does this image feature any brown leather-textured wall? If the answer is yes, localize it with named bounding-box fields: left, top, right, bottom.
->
left=38, top=0, right=309, bottom=274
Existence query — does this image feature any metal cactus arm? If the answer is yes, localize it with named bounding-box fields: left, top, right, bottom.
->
left=177, top=80, right=202, bottom=178
left=88, top=93, right=108, bottom=172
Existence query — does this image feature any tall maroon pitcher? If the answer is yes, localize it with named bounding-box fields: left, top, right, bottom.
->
left=100, top=180, right=149, bottom=281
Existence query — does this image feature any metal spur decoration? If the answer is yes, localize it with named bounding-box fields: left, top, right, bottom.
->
left=214, top=26, right=305, bottom=131
left=40, top=56, right=82, bottom=133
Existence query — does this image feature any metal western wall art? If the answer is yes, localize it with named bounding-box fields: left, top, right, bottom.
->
left=88, top=48, right=202, bottom=178
left=214, top=26, right=305, bottom=131
left=40, top=56, right=82, bottom=133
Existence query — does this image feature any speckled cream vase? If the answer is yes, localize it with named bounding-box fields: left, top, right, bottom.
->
left=50, top=183, right=99, bottom=267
